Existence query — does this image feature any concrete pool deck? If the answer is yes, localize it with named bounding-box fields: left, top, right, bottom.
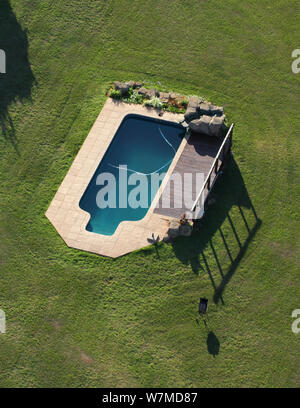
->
left=46, top=98, right=186, bottom=257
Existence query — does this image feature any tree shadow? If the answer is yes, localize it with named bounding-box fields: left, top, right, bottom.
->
left=207, top=331, right=220, bottom=357
left=0, top=0, right=36, bottom=153
left=172, top=154, right=261, bottom=304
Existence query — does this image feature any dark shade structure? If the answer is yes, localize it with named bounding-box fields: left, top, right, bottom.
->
left=198, top=298, right=208, bottom=314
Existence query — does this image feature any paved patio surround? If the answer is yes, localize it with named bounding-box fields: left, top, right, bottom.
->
left=46, top=99, right=186, bottom=257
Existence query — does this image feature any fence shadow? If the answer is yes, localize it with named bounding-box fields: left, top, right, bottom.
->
left=0, top=0, right=35, bottom=152
left=172, top=155, right=261, bottom=304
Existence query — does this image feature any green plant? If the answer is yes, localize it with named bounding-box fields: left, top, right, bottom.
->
left=127, top=87, right=134, bottom=97
left=143, top=97, right=163, bottom=109
left=165, top=105, right=185, bottom=114
left=180, top=99, right=188, bottom=108
left=124, top=90, right=144, bottom=104
left=109, top=89, right=122, bottom=99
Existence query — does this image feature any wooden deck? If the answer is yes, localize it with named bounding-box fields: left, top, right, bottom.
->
left=154, top=133, right=224, bottom=219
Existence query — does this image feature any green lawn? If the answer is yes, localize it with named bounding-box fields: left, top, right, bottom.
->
left=0, top=0, right=299, bottom=387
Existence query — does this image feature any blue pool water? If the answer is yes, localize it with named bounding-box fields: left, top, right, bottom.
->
left=79, top=114, right=185, bottom=235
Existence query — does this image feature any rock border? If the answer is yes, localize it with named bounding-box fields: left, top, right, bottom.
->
left=108, top=81, right=227, bottom=138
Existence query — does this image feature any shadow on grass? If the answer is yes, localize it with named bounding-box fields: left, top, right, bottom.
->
left=0, top=0, right=35, bottom=153
left=172, top=155, right=261, bottom=304
left=207, top=331, right=220, bottom=357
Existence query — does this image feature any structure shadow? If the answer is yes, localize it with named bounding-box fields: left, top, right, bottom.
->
left=187, top=132, right=222, bottom=159
left=0, top=0, right=35, bottom=151
left=172, top=154, right=261, bottom=304
left=207, top=331, right=220, bottom=357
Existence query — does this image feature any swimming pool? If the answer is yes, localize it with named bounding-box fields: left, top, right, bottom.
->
left=79, top=114, right=185, bottom=235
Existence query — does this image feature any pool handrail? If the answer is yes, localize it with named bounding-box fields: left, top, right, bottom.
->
left=190, top=123, right=234, bottom=215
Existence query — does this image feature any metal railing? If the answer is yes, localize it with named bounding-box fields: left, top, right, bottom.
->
left=190, top=123, right=234, bottom=217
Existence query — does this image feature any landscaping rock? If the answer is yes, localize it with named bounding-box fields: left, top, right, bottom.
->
left=184, top=106, right=199, bottom=122
left=126, top=81, right=143, bottom=89
left=167, top=219, right=181, bottom=239
left=134, top=82, right=143, bottom=88
left=163, top=218, right=193, bottom=241
left=189, top=115, right=226, bottom=138
left=212, top=105, right=224, bottom=116
left=126, top=81, right=136, bottom=88
left=190, top=115, right=210, bottom=135
left=209, top=115, right=226, bottom=137
left=184, top=96, right=201, bottom=122
left=188, top=96, right=201, bottom=109
left=169, top=93, right=184, bottom=104
left=159, top=92, right=170, bottom=104
left=147, top=88, right=159, bottom=99
left=199, top=102, right=224, bottom=117
left=179, top=223, right=193, bottom=237
left=114, top=81, right=129, bottom=95
left=137, top=87, right=148, bottom=97
left=138, top=87, right=159, bottom=99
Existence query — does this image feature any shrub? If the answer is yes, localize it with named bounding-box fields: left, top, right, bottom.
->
left=143, top=97, right=163, bottom=109
left=124, top=90, right=144, bottom=104
left=110, top=89, right=122, bottom=99
left=180, top=99, right=188, bottom=108
left=127, top=87, right=134, bottom=97
left=165, top=105, right=185, bottom=114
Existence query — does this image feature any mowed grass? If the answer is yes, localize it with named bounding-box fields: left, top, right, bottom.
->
left=0, top=0, right=300, bottom=387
